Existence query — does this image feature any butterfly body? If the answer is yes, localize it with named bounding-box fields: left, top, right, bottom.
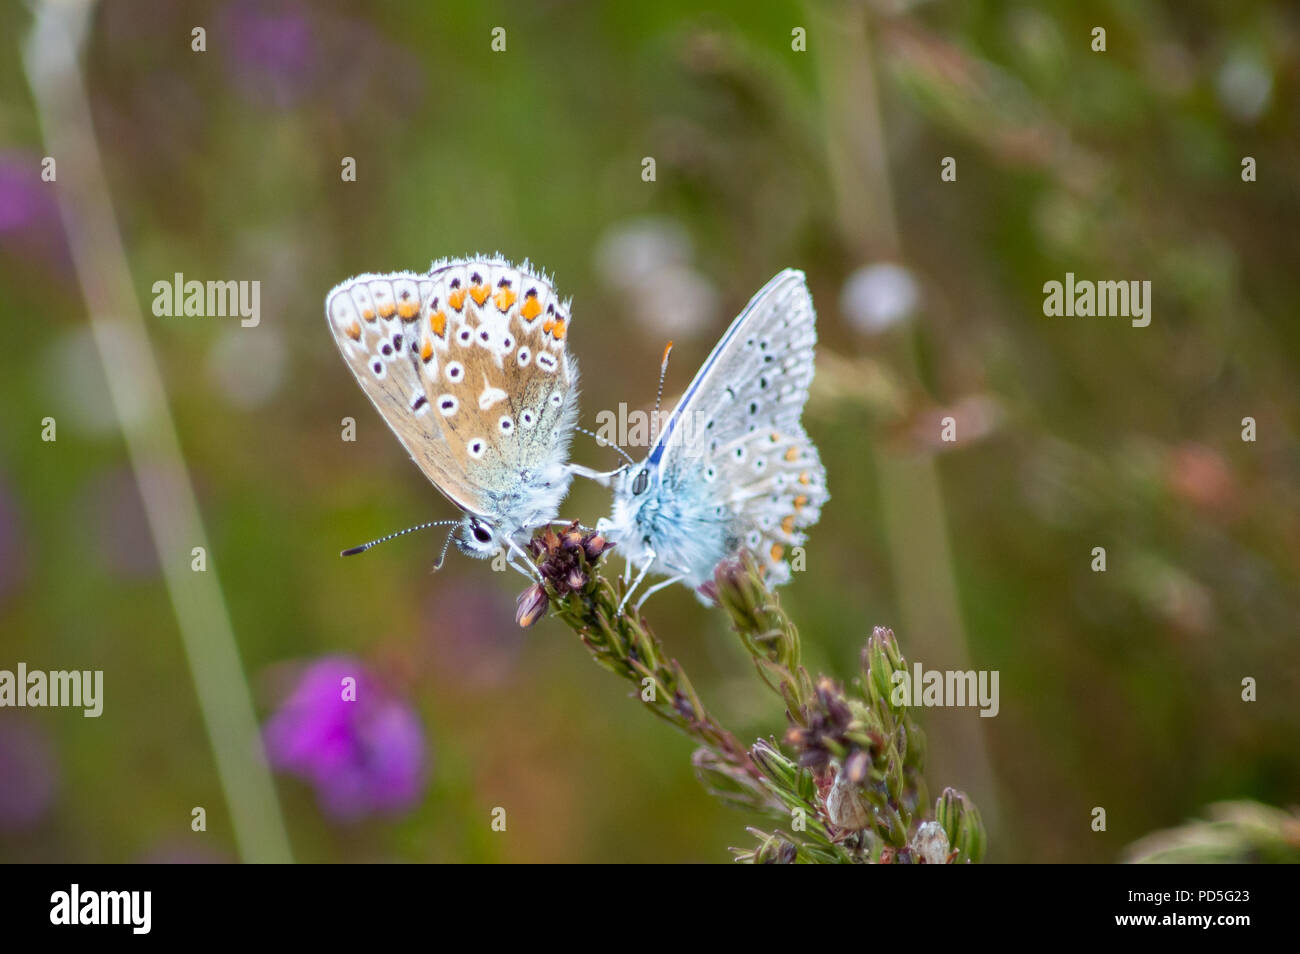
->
left=601, top=269, right=828, bottom=601
left=326, top=257, right=579, bottom=561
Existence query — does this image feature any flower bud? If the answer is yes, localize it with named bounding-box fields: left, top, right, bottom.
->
left=825, top=770, right=872, bottom=832
left=515, top=583, right=549, bottom=628
left=910, top=820, right=950, bottom=864
left=750, top=738, right=798, bottom=787
left=935, top=787, right=986, bottom=863
left=583, top=534, right=610, bottom=561
left=843, top=747, right=871, bottom=785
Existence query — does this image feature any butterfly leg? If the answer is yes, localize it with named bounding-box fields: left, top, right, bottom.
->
left=506, top=555, right=540, bottom=582
left=566, top=463, right=622, bottom=488
left=504, top=539, right=543, bottom=583
left=633, top=574, right=684, bottom=613
left=616, top=550, right=656, bottom=617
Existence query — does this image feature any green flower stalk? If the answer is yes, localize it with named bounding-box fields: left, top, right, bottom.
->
left=525, top=523, right=757, bottom=776
left=524, top=529, right=986, bottom=863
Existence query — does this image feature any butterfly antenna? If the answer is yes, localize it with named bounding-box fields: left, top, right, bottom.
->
left=650, top=341, right=674, bottom=447
left=574, top=426, right=635, bottom=466
left=429, top=525, right=458, bottom=571
left=341, top=520, right=461, bottom=557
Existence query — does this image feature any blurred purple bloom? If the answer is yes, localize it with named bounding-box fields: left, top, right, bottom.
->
left=263, top=657, right=428, bottom=821
left=0, top=156, right=43, bottom=232
left=0, top=151, right=68, bottom=268
left=0, top=720, right=58, bottom=831
left=218, top=2, right=423, bottom=117
left=221, top=1, right=316, bottom=109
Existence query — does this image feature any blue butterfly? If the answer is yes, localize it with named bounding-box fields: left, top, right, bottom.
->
left=598, top=269, right=829, bottom=611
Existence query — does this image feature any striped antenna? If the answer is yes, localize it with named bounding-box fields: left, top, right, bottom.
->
left=341, top=520, right=461, bottom=557
left=649, top=341, right=673, bottom=447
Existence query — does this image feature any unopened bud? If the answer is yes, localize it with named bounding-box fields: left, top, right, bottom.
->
left=936, top=787, right=986, bottom=863
left=910, top=820, right=950, bottom=864
left=583, top=534, right=610, bottom=561
left=515, top=583, right=549, bottom=628
left=825, top=769, right=872, bottom=831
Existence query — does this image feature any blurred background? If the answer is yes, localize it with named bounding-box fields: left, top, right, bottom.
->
left=1, top=0, right=1297, bottom=863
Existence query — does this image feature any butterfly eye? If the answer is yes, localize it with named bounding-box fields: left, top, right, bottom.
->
left=632, top=469, right=649, bottom=496
left=472, top=524, right=492, bottom=544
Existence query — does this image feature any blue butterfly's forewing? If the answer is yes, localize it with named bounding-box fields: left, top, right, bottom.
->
left=607, top=269, right=829, bottom=596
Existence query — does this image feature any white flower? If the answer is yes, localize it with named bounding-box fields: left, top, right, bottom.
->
left=840, top=263, right=919, bottom=334
left=1215, top=52, right=1271, bottom=123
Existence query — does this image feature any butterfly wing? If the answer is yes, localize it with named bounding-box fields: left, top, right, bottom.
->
left=325, top=258, right=579, bottom=538
left=620, top=269, right=828, bottom=586
left=327, top=269, right=477, bottom=514
left=415, top=258, right=579, bottom=537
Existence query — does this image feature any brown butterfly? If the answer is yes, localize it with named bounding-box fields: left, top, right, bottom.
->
left=325, top=256, right=587, bottom=576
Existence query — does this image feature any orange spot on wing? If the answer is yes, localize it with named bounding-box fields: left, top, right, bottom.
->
left=420, top=339, right=434, bottom=361
left=793, top=495, right=809, bottom=511
left=377, top=302, right=397, bottom=318
left=798, top=472, right=810, bottom=485
left=781, top=515, right=796, bottom=535
left=521, top=296, right=542, bottom=320
left=784, top=447, right=799, bottom=462
left=543, top=318, right=555, bottom=334
left=345, top=320, right=361, bottom=341
left=397, top=302, right=420, bottom=320
left=493, top=287, right=517, bottom=312
left=551, top=318, right=567, bottom=340
left=770, top=543, right=785, bottom=562
left=430, top=310, right=448, bottom=338
left=469, top=283, right=490, bottom=307
left=448, top=289, right=467, bottom=312
left=362, top=308, right=376, bottom=321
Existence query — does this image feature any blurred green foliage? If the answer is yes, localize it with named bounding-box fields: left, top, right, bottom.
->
left=0, top=0, right=1296, bottom=862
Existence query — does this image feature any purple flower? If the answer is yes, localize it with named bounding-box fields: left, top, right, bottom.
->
left=0, top=720, right=58, bottom=831
left=218, top=2, right=423, bottom=117
left=221, top=1, right=317, bottom=109
left=0, top=151, right=68, bottom=268
left=263, top=656, right=428, bottom=821
left=0, top=155, right=44, bottom=232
